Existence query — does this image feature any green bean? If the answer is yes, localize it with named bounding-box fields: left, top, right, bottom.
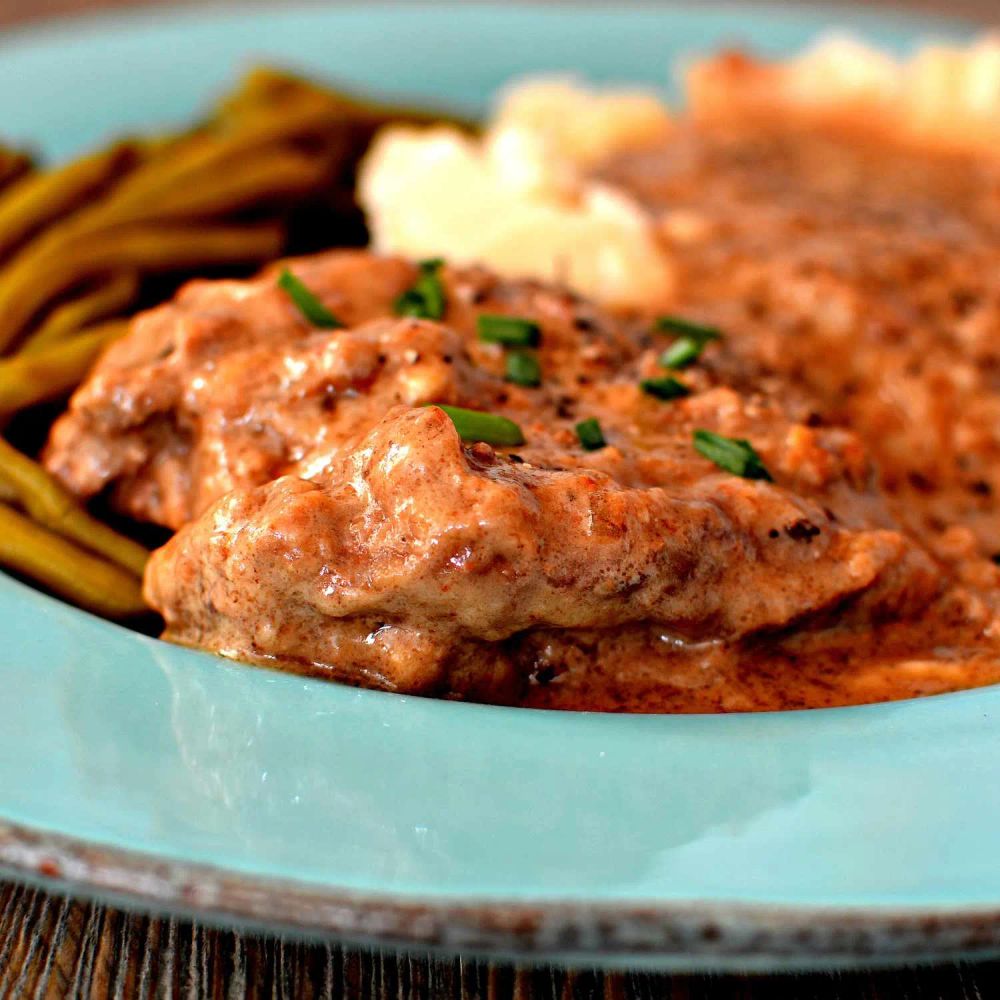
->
left=0, top=222, right=283, bottom=349
left=216, top=65, right=319, bottom=115
left=0, top=67, right=474, bottom=352
left=0, top=321, right=128, bottom=413
left=0, top=436, right=148, bottom=576
left=73, top=94, right=345, bottom=230
left=0, top=143, right=138, bottom=260
left=0, top=502, right=146, bottom=618
left=0, top=148, right=33, bottom=195
left=20, top=272, right=139, bottom=355
left=219, top=64, right=476, bottom=131
left=115, top=149, right=329, bottom=223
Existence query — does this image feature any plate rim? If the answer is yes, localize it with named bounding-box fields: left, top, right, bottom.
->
left=1, top=0, right=997, bottom=971
left=5, top=818, right=1000, bottom=970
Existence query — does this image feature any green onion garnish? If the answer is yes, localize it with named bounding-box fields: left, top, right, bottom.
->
left=394, top=258, right=446, bottom=320
left=278, top=269, right=342, bottom=329
left=477, top=314, right=541, bottom=348
left=505, top=350, right=541, bottom=387
left=575, top=418, right=606, bottom=451
left=433, top=404, right=525, bottom=446
left=656, top=316, right=722, bottom=370
left=656, top=315, right=722, bottom=339
left=693, top=429, right=772, bottom=481
left=659, top=337, right=711, bottom=369
left=640, top=376, right=691, bottom=401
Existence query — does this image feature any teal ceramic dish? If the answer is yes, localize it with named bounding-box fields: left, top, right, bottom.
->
left=1, top=2, right=997, bottom=971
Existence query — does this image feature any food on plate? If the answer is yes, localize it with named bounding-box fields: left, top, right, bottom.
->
left=40, top=249, right=997, bottom=711
left=348, top=35, right=1000, bottom=708
left=361, top=78, right=675, bottom=308
left=686, top=33, right=1000, bottom=153
left=0, top=66, right=468, bottom=621
left=6, top=36, right=1000, bottom=711
left=0, top=503, right=145, bottom=618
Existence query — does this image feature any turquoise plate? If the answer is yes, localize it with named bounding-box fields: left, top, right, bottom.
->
left=0, top=2, right=995, bottom=972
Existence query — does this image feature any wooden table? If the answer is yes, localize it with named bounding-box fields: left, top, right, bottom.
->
left=3, top=880, right=1000, bottom=999
left=3, top=1, right=1000, bottom=996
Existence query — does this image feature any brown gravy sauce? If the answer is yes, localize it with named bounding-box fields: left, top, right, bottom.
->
left=47, top=121, right=1000, bottom=713
left=529, top=123, right=1000, bottom=712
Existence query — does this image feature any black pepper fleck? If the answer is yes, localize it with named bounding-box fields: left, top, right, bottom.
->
left=785, top=519, right=821, bottom=543
left=952, top=289, right=980, bottom=315
left=556, top=398, right=576, bottom=419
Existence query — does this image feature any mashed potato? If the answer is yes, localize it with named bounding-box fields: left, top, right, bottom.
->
left=358, top=78, right=676, bottom=309
left=359, top=37, right=1000, bottom=310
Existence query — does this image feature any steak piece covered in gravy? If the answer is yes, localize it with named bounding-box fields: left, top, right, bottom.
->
left=145, top=403, right=935, bottom=702
left=46, top=250, right=997, bottom=709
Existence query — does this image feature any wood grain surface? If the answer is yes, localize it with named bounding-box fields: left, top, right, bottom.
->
left=3, top=0, right=1000, bottom=996
left=1, top=882, right=999, bottom=1000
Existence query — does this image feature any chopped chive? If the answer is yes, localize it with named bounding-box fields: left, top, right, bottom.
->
left=278, top=269, right=342, bottom=329
left=693, top=429, right=772, bottom=481
left=640, top=376, right=691, bottom=401
left=505, top=350, right=541, bottom=387
left=477, top=314, right=541, bottom=348
left=575, top=418, right=606, bottom=451
left=394, top=258, right=446, bottom=320
left=655, top=315, right=722, bottom=340
left=432, top=404, right=525, bottom=446
left=657, top=317, right=722, bottom=370
left=658, top=337, right=703, bottom=369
